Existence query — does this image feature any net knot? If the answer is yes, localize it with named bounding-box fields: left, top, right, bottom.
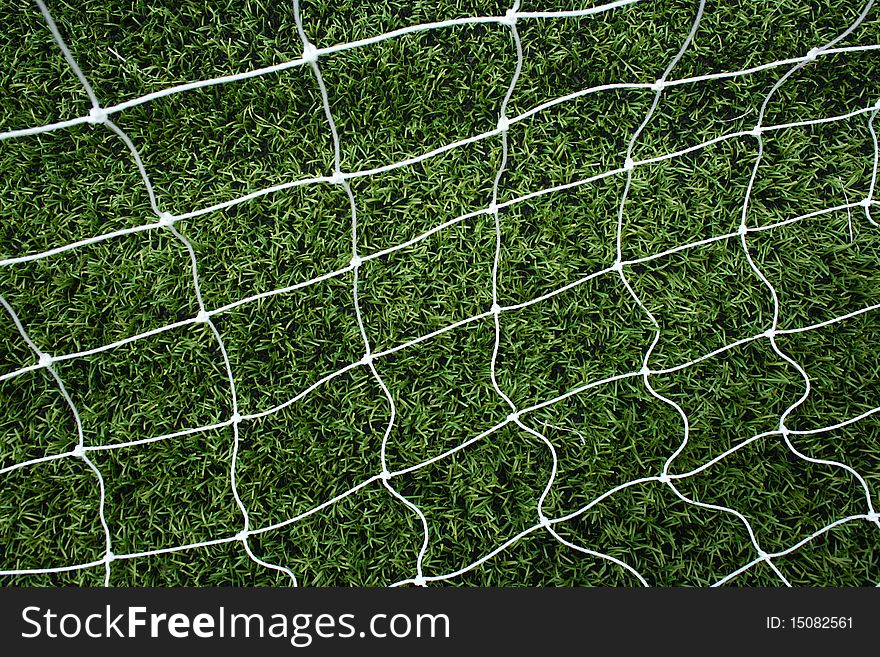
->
left=610, top=260, right=623, bottom=274
left=867, top=511, right=879, bottom=523
left=350, top=254, right=363, bottom=269
left=302, top=41, right=319, bottom=64
left=360, top=352, right=373, bottom=366
left=539, top=514, right=552, bottom=529
left=329, top=170, right=345, bottom=185
left=652, top=78, right=666, bottom=92
left=762, top=328, right=775, bottom=340
left=658, top=473, right=671, bottom=485
left=491, top=302, right=502, bottom=315
left=104, top=551, right=116, bottom=562
left=72, top=444, right=85, bottom=458
left=623, top=157, right=635, bottom=172
left=506, top=411, right=520, bottom=424
left=413, top=575, right=427, bottom=586
left=860, top=197, right=872, bottom=209
left=235, top=530, right=249, bottom=541
left=158, top=211, right=176, bottom=227
left=640, top=365, right=651, bottom=377
left=805, top=47, right=820, bottom=61
left=87, top=106, right=108, bottom=124
left=231, top=412, right=242, bottom=424
left=502, top=7, right=518, bottom=25
left=748, top=126, right=762, bottom=138
left=487, top=201, right=499, bottom=215
left=496, top=115, right=510, bottom=133
left=195, top=309, right=210, bottom=323
left=379, top=470, right=392, bottom=481
left=38, top=352, right=53, bottom=368
left=757, top=549, right=770, bottom=561
left=738, top=221, right=748, bottom=236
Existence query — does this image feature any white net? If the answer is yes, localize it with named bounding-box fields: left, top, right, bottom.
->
left=1, top=0, right=879, bottom=586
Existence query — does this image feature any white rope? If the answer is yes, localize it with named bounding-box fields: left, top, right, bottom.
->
left=724, top=0, right=877, bottom=583
left=1, top=0, right=878, bottom=586
left=292, top=0, right=432, bottom=586
left=3, top=92, right=878, bottom=271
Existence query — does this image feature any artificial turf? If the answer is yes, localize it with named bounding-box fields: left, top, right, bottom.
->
left=0, top=0, right=879, bottom=587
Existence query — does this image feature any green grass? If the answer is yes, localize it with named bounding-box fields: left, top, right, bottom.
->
left=1, top=0, right=880, bottom=587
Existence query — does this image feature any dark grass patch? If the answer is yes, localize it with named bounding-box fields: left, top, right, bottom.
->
left=523, top=377, right=684, bottom=518
left=748, top=118, right=876, bottom=230
left=749, top=211, right=880, bottom=330
left=393, top=424, right=552, bottom=579
left=672, top=434, right=867, bottom=554
left=358, top=212, right=495, bottom=353
left=0, top=0, right=91, bottom=133
left=650, top=339, right=804, bottom=476
left=446, top=530, right=640, bottom=586
left=500, top=89, right=653, bottom=202
left=56, top=322, right=231, bottom=448
left=0, top=456, right=105, bottom=572
left=211, top=275, right=362, bottom=417
left=625, top=238, right=775, bottom=371
left=112, top=66, right=334, bottom=215
left=496, top=271, right=654, bottom=408
left=351, top=138, right=499, bottom=255
left=720, top=558, right=788, bottom=586
left=235, top=367, right=387, bottom=530
left=176, top=182, right=352, bottom=310
left=0, top=308, right=36, bottom=376
left=0, top=566, right=104, bottom=587
left=248, top=482, right=423, bottom=586
left=672, top=0, right=864, bottom=79
left=47, top=0, right=304, bottom=108
left=551, top=479, right=762, bottom=586
left=777, top=311, right=880, bottom=431
left=763, top=50, right=880, bottom=126
left=321, top=23, right=515, bottom=172
left=497, top=176, right=622, bottom=306
left=0, top=368, right=78, bottom=470
left=0, top=230, right=200, bottom=357
left=772, top=519, right=880, bottom=586
left=784, top=415, right=880, bottom=512
left=375, top=317, right=510, bottom=472
left=510, top=0, right=697, bottom=117
left=301, top=0, right=509, bottom=48
left=846, top=2, right=880, bottom=46
left=622, top=138, right=756, bottom=261
left=0, top=126, right=156, bottom=260
left=91, top=427, right=242, bottom=555
left=633, top=73, right=775, bottom=161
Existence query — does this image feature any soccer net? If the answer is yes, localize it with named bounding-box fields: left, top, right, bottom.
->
left=1, top=0, right=879, bottom=587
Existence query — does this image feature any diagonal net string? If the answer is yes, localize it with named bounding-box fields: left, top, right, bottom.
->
left=0, top=0, right=878, bottom=586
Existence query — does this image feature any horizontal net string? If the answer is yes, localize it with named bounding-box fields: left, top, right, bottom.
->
left=1, top=193, right=876, bottom=389
left=3, top=48, right=880, bottom=269
left=2, top=304, right=878, bottom=573
left=2, top=4, right=878, bottom=145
